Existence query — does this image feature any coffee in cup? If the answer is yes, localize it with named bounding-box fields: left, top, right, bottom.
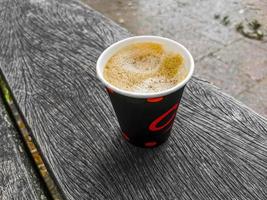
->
left=103, top=42, right=188, bottom=93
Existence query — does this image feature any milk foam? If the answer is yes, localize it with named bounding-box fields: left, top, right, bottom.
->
left=133, top=77, right=176, bottom=93
left=103, top=42, right=188, bottom=93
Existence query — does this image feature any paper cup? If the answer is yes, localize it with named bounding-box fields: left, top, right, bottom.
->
left=97, top=36, right=194, bottom=148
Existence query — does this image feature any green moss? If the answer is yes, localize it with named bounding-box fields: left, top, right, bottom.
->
left=0, top=78, right=12, bottom=103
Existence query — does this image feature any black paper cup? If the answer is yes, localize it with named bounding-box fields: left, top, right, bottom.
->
left=97, top=36, right=194, bottom=148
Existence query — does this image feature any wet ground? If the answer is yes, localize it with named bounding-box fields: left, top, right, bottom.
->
left=82, top=0, right=267, bottom=118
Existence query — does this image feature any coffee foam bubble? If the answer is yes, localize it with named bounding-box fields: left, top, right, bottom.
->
left=109, top=50, right=161, bottom=73
left=103, top=42, right=188, bottom=93
left=133, top=76, right=177, bottom=93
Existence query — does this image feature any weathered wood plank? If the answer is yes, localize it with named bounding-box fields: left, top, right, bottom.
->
left=0, top=0, right=267, bottom=199
left=0, top=93, right=47, bottom=199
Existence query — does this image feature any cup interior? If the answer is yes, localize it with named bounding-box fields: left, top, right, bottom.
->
left=96, top=36, right=194, bottom=98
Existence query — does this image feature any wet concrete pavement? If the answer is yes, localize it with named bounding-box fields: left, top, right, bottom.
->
left=82, top=0, right=267, bottom=118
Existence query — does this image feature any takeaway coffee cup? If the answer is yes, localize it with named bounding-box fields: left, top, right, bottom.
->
left=97, top=36, right=194, bottom=148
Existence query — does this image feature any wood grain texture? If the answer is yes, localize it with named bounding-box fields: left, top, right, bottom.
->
left=0, top=96, right=47, bottom=200
left=0, top=0, right=267, bottom=199
left=0, top=76, right=62, bottom=200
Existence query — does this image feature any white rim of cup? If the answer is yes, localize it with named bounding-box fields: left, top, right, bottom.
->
left=96, top=36, right=194, bottom=98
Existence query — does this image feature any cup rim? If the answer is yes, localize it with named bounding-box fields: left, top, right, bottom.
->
left=96, top=35, right=194, bottom=98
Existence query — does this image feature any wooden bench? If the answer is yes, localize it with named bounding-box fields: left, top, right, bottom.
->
left=0, top=91, right=46, bottom=199
left=0, top=0, right=267, bottom=199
